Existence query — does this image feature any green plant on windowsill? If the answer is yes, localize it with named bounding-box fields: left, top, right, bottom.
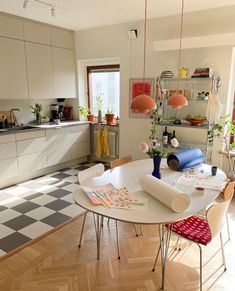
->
left=208, top=114, right=235, bottom=180
left=79, top=106, right=95, bottom=122
left=30, top=103, right=43, bottom=125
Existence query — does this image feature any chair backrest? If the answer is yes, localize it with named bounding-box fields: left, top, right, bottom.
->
left=110, top=155, right=133, bottom=169
left=77, top=163, right=105, bottom=185
left=206, top=181, right=235, bottom=238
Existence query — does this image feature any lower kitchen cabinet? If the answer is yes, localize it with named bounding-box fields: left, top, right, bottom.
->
left=0, top=124, right=90, bottom=187
left=69, top=124, right=90, bottom=160
left=0, top=158, right=18, bottom=181
left=46, top=128, right=71, bottom=167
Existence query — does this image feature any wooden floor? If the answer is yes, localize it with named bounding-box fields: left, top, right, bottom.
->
left=0, top=198, right=235, bottom=291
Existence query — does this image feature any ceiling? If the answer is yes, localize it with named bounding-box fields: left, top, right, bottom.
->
left=0, top=0, right=235, bottom=31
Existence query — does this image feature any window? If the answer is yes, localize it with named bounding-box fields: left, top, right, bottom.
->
left=87, top=65, right=120, bottom=116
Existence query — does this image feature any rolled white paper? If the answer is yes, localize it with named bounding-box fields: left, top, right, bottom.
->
left=78, top=163, right=105, bottom=185
left=139, top=174, right=191, bottom=212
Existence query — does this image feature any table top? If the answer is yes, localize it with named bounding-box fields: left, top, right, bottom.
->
left=73, top=159, right=227, bottom=225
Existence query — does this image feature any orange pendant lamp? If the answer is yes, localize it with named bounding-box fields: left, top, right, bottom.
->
left=167, top=0, right=188, bottom=110
left=130, top=0, right=155, bottom=114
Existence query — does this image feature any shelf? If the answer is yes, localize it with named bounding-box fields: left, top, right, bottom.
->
left=158, top=121, right=210, bottom=129
left=161, top=77, right=213, bottom=82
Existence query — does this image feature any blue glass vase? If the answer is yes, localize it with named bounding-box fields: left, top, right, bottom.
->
left=152, top=155, right=161, bottom=179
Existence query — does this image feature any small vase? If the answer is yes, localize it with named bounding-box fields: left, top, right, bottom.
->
left=35, top=113, right=41, bottom=125
left=98, top=110, right=102, bottom=123
left=152, top=155, right=161, bottom=179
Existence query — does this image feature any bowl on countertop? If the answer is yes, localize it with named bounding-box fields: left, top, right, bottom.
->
left=186, top=119, right=206, bottom=126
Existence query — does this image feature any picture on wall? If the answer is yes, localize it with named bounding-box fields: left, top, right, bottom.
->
left=129, top=78, right=155, bottom=117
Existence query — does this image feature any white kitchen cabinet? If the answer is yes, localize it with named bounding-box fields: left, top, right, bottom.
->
left=51, top=28, right=74, bottom=49
left=69, top=125, right=90, bottom=160
left=46, top=128, right=71, bottom=166
left=25, top=42, right=54, bottom=99
left=0, top=38, right=28, bottom=99
left=16, top=130, right=47, bottom=173
left=0, top=14, right=24, bottom=39
left=0, top=142, right=17, bottom=161
left=0, top=134, right=15, bottom=144
left=0, top=158, right=18, bottom=181
left=18, top=152, right=47, bottom=173
left=52, top=47, right=77, bottom=98
left=24, top=21, right=51, bottom=45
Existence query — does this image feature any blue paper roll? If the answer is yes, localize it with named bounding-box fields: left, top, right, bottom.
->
left=167, top=148, right=206, bottom=171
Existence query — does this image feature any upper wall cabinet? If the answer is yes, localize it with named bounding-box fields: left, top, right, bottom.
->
left=0, top=14, right=24, bottom=39
left=0, top=38, right=28, bottom=99
left=25, top=42, right=54, bottom=99
left=52, top=47, right=76, bottom=98
left=24, top=21, right=51, bottom=45
left=51, top=28, right=74, bottom=49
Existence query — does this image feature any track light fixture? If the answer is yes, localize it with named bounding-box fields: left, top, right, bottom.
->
left=23, top=0, right=56, bottom=17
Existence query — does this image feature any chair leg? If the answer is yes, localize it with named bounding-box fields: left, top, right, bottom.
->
left=220, top=233, right=227, bottom=271
left=78, top=211, right=88, bottom=248
left=134, top=224, right=139, bottom=237
left=226, top=214, right=231, bottom=241
left=115, top=220, right=120, bottom=259
left=198, top=244, right=203, bottom=291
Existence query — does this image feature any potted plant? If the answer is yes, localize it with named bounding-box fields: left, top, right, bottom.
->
left=30, top=103, right=43, bottom=124
left=105, top=109, right=115, bottom=125
left=209, top=115, right=235, bottom=181
left=79, top=106, right=95, bottom=122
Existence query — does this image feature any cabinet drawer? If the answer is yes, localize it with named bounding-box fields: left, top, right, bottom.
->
left=70, top=141, right=90, bottom=160
left=18, top=152, right=47, bottom=173
left=16, top=130, right=46, bottom=141
left=0, top=134, right=15, bottom=144
left=24, top=21, right=51, bottom=45
left=0, top=142, right=17, bottom=161
left=17, top=137, right=47, bottom=156
left=0, top=158, right=18, bottom=180
left=69, top=126, right=90, bottom=144
left=0, top=14, right=24, bottom=39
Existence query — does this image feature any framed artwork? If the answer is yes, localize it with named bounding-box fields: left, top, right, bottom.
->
left=129, top=78, right=155, bottom=117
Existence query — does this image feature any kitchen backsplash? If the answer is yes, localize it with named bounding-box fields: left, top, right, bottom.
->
left=0, top=98, right=79, bottom=124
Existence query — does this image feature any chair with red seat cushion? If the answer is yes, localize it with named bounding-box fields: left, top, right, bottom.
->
left=152, top=181, right=235, bottom=291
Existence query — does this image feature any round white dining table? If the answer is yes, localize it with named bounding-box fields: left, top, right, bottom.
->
left=73, top=158, right=227, bottom=289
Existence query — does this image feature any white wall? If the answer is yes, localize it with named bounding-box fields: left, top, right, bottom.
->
left=75, top=6, right=235, bottom=163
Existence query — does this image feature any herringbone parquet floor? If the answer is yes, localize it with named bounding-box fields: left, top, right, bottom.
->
left=0, top=198, right=235, bottom=291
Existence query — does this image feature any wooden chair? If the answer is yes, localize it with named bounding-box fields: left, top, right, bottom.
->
left=110, top=155, right=133, bottom=169
left=152, top=181, right=235, bottom=291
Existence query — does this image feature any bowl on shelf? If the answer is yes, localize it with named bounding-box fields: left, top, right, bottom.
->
left=185, top=119, right=206, bottom=126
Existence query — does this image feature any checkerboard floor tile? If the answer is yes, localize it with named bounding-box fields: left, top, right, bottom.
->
left=0, top=161, right=109, bottom=257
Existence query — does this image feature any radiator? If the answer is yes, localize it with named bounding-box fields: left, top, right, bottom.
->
left=94, top=129, right=118, bottom=158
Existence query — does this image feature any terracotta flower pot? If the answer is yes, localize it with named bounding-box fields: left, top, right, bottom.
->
left=105, top=113, right=115, bottom=124
left=87, top=114, right=95, bottom=122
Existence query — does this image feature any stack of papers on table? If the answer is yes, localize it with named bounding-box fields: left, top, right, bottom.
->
left=177, top=173, right=227, bottom=190
left=81, top=183, right=148, bottom=211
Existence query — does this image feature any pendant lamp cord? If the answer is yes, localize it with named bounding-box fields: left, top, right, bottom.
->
left=142, top=0, right=147, bottom=94
left=177, top=0, right=184, bottom=92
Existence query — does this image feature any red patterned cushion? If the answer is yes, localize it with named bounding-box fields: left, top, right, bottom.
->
left=167, top=216, right=212, bottom=246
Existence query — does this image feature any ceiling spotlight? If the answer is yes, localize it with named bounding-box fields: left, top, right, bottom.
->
left=23, top=0, right=29, bottom=9
left=51, top=6, right=55, bottom=16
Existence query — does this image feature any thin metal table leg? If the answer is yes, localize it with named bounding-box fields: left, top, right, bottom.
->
left=159, top=224, right=172, bottom=290
left=115, top=220, right=120, bottom=259
left=93, top=213, right=102, bottom=260
left=78, top=211, right=87, bottom=248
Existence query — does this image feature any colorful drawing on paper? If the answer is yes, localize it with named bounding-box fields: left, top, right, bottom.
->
left=129, top=78, right=155, bottom=117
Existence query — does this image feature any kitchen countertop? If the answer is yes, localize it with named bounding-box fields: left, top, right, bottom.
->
left=0, top=120, right=90, bottom=135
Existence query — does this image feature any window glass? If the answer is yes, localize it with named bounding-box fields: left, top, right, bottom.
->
left=87, top=65, right=120, bottom=116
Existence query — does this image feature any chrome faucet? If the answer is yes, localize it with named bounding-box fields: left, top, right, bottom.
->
left=9, top=109, right=20, bottom=126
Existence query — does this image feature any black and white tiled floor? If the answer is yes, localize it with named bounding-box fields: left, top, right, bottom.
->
left=0, top=161, right=108, bottom=257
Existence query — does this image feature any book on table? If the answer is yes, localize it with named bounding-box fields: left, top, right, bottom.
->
left=80, top=183, right=148, bottom=210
